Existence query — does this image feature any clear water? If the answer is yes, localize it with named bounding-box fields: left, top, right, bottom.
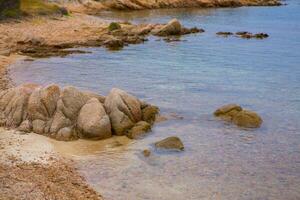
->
left=9, top=1, right=300, bottom=199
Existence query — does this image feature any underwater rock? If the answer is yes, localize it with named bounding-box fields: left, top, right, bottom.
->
left=236, top=32, right=269, bottom=39
left=214, top=104, right=262, bottom=128
left=155, top=136, right=184, bottom=151
left=143, top=149, right=151, bottom=157
left=232, top=110, right=263, bottom=128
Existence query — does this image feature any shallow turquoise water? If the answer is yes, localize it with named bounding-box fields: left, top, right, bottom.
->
left=10, top=1, right=300, bottom=199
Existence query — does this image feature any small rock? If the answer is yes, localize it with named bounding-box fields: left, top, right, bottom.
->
left=143, top=149, right=151, bottom=157
left=155, top=136, right=184, bottom=151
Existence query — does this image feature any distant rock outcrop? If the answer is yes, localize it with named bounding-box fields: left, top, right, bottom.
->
left=102, top=0, right=281, bottom=10
left=0, top=84, right=159, bottom=141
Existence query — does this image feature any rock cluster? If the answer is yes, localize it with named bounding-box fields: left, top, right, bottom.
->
left=214, top=104, right=263, bottom=128
left=236, top=32, right=269, bottom=39
left=216, top=31, right=269, bottom=39
left=103, top=19, right=204, bottom=50
left=0, top=84, right=159, bottom=141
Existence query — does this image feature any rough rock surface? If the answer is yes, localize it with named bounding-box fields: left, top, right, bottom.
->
left=77, top=98, right=112, bottom=139
left=155, top=136, right=184, bottom=151
left=214, top=104, right=262, bottom=128
left=104, top=88, right=142, bottom=135
left=0, top=84, right=158, bottom=141
left=152, top=19, right=182, bottom=36
left=232, top=110, right=263, bottom=128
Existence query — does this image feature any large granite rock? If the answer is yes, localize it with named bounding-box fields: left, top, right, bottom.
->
left=0, top=84, right=158, bottom=141
left=104, top=88, right=142, bottom=135
left=77, top=98, right=112, bottom=139
left=214, top=104, right=262, bottom=128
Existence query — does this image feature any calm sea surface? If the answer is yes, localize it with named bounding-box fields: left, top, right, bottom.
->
left=10, top=1, right=300, bottom=199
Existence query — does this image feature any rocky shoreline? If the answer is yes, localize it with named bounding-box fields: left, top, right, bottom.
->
left=0, top=2, right=271, bottom=198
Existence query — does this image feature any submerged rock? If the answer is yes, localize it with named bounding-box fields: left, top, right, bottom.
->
left=126, top=121, right=151, bottom=139
left=0, top=84, right=158, bottom=141
left=216, top=32, right=234, bottom=36
left=236, top=32, right=269, bottom=39
left=214, top=104, right=262, bottom=128
left=155, top=136, right=184, bottom=151
left=214, top=104, right=242, bottom=120
left=143, top=149, right=151, bottom=157
left=232, top=110, right=263, bottom=128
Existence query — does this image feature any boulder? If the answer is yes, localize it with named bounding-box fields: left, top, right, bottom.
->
left=50, top=106, right=72, bottom=134
left=32, top=119, right=46, bottom=135
left=0, top=84, right=38, bottom=127
left=27, top=84, right=60, bottom=121
left=155, top=136, right=184, bottom=151
left=77, top=98, right=112, bottom=139
left=60, top=86, right=90, bottom=121
left=142, top=104, right=159, bottom=124
left=232, top=110, right=263, bottom=128
left=126, top=121, right=151, bottom=139
left=153, top=19, right=182, bottom=36
left=104, top=88, right=142, bottom=135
